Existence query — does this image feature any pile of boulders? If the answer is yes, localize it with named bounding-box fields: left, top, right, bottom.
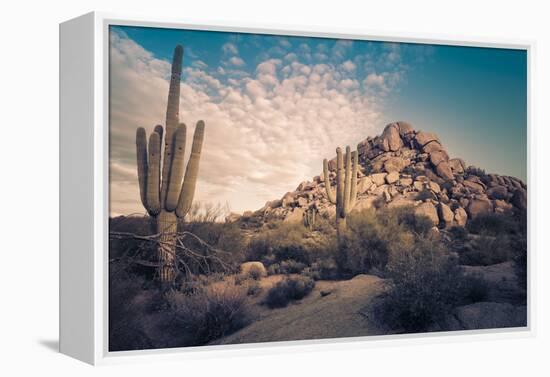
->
left=227, top=121, right=527, bottom=229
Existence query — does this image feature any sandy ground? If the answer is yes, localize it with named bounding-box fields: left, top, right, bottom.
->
left=213, top=274, right=390, bottom=345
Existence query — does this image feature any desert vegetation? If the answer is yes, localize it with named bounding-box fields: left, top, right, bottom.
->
left=109, top=44, right=527, bottom=351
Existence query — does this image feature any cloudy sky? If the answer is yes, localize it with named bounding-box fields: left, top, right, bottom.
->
left=109, top=25, right=527, bottom=217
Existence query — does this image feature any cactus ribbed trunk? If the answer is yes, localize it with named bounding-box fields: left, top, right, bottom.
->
left=135, top=45, right=206, bottom=285
left=157, top=210, right=178, bottom=283
left=323, top=146, right=358, bottom=241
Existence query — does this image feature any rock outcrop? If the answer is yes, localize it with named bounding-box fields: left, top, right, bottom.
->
left=230, top=122, right=527, bottom=229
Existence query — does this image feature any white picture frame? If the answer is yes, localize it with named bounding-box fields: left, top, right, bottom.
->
left=59, top=11, right=535, bottom=365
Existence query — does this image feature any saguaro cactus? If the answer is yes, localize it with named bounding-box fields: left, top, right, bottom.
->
left=135, top=45, right=206, bottom=283
left=323, top=146, right=358, bottom=236
left=303, top=206, right=318, bottom=230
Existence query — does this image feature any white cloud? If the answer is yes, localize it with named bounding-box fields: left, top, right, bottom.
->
left=341, top=60, right=356, bottom=72
left=109, top=31, right=393, bottom=216
left=222, top=42, right=238, bottom=55
left=228, top=56, right=245, bottom=67
left=364, top=73, right=385, bottom=87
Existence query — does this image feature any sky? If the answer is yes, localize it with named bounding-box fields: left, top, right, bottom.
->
left=109, top=25, right=527, bottom=217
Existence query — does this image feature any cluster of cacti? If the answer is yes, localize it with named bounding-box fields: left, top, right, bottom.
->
left=323, top=146, right=358, bottom=236
left=135, top=45, right=206, bottom=283
left=303, top=206, right=318, bottom=229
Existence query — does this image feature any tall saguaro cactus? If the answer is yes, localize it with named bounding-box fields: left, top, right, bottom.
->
left=135, top=45, right=206, bottom=284
left=323, top=146, right=358, bottom=236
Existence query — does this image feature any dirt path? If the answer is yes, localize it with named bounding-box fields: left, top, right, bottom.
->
left=213, top=274, right=390, bottom=345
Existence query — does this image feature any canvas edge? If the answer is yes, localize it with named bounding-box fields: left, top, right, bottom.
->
left=59, top=11, right=97, bottom=365
left=59, top=10, right=537, bottom=365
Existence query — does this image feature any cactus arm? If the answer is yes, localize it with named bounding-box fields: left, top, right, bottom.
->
left=154, top=124, right=164, bottom=140
left=160, top=45, right=184, bottom=207
left=323, top=158, right=336, bottom=204
left=336, top=147, right=344, bottom=218
left=176, top=120, right=205, bottom=218
left=146, top=132, right=161, bottom=215
left=343, top=146, right=352, bottom=215
left=136, top=127, right=148, bottom=210
left=349, top=150, right=358, bottom=209
left=165, top=123, right=187, bottom=211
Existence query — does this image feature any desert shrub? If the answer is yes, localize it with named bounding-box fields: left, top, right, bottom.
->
left=109, top=270, right=155, bottom=351
left=265, top=276, right=315, bottom=308
left=512, top=235, right=528, bottom=292
left=380, top=239, right=466, bottom=332
left=380, top=206, right=434, bottom=237
left=181, top=221, right=246, bottom=268
left=458, top=235, right=515, bottom=266
left=448, top=225, right=469, bottom=241
left=169, top=282, right=251, bottom=345
left=465, top=166, right=487, bottom=178
left=279, top=259, right=307, bottom=274
left=308, top=259, right=339, bottom=280
left=460, top=273, right=490, bottom=303
left=246, top=222, right=308, bottom=262
left=335, top=208, right=417, bottom=276
left=246, top=280, right=262, bottom=296
left=467, top=213, right=520, bottom=237
left=267, top=263, right=280, bottom=275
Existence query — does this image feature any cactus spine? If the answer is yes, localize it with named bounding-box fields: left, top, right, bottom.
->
left=323, top=146, right=358, bottom=236
left=135, top=45, right=206, bottom=284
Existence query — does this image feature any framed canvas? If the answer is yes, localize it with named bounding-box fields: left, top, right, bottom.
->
left=59, top=12, right=533, bottom=365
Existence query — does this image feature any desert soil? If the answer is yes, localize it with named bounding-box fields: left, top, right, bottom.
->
left=212, top=274, right=391, bottom=345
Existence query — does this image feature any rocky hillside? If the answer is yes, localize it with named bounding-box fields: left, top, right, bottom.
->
left=228, top=121, right=527, bottom=229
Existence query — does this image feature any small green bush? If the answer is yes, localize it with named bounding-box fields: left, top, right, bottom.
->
left=265, top=276, right=315, bottom=308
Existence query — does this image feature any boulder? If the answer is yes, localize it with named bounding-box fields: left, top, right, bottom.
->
left=384, top=156, right=409, bottom=173
left=352, top=196, right=380, bottom=212
left=413, top=180, right=425, bottom=191
left=463, top=180, right=485, bottom=194
left=357, top=176, right=374, bottom=194
left=399, top=177, right=413, bottom=187
left=423, top=142, right=444, bottom=154
left=386, top=171, right=399, bottom=184
left=381, top=123, right=403, bottom=152
left=282, top=192, right=295, bottom=207
left=297, top=197, right=308, bottom=207
left=467, top=199, right=493, bottom=219
left=448, top=158, right=466, bottom=174
left=225, top=212, right=241, bottom=223
left=415, top=131, right=440, bottom=147
left=429, top=150, right=449, bottom=166
left=284, top=207, right=305, bottom=223
left=371, top=173, right=387, bottom=186
left=414, top=202, right=439, bottom=226
left=373, top=184, right=389, bottom=196
left=240, top=262, right=267, bottom=278
left=428, top=181, right=441, bottom=193
left=435, top=161, right=454, bottom=180
left=397, top=121, right=415, bottom=137
left=454, top=207, right=468, bottom=226
left=512, top=188, right=527, bottom=211
left=494, top=199, right=514, bottom=214
left=487, top=185, right=508, bottom=200
left=453, top=302, right=527, bottom=330
left=438, top=203, right=454, bottom=227
left=388, top=196, right=416, bottom=208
